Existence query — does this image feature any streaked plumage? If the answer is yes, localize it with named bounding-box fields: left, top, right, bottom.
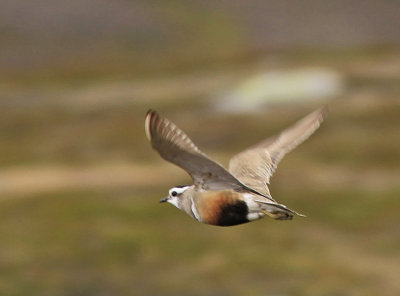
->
left=145, top=107, right=327, bottom=226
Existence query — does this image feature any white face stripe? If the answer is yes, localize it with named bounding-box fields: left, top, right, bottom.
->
left=166, top=186, right=190, bottom=209
left=168, top=186, right=189, bottom=197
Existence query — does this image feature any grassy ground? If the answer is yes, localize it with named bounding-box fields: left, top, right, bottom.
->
left=0, top=49, right=400, bottom=295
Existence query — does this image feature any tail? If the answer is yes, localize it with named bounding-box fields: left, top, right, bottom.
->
left=255, top=199, right=306, bottom=220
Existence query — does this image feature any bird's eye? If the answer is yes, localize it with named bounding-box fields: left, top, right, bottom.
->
left=171, top=191, right=177, bottom=197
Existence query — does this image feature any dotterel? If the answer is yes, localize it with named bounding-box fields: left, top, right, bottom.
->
left=145, top=107, right=327, bottom=226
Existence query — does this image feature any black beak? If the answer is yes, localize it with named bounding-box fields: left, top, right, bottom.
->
left=160, top=197, right=168, bottom=203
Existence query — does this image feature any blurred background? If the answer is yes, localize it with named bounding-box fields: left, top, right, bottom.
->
left=1, top=0, right=400, bottom=295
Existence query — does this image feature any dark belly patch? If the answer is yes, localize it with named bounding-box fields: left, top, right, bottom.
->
left=197, top=190, right=250, bottom=226
left=218, top=200, right=249, bottom=226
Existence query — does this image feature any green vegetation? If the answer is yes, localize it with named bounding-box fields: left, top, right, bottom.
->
left=0, top=50, right=399, bottom=295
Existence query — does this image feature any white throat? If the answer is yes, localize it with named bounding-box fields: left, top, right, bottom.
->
left=167, top=196, right=180, bottom=208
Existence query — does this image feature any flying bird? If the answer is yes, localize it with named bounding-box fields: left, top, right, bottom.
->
left=145, top=108, right=327, bottom=226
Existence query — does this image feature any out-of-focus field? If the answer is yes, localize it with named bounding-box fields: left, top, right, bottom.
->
left=1, top=49, right=400, bottom=296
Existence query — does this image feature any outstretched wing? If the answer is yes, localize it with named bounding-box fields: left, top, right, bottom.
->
left=145, top=110, right=264, bottom=194
left=228, top=107, right=327, bottom=196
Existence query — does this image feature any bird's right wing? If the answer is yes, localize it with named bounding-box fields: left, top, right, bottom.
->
left=229, top=107, right=327, bottom=196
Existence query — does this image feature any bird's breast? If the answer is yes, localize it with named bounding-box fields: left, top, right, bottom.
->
left=195, top=190, right=250, bottom=226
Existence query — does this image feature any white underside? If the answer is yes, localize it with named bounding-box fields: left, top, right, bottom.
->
left=243, top=193, right=266, bottom=221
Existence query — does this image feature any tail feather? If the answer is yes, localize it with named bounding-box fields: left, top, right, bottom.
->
left=255, top=199, right=306, bottom=220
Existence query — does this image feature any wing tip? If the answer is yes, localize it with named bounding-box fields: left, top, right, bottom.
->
left=317, top=105, right=329, bottom=121
left=305, top=105, right=328, bottom=128
left=145, top=109, right=158, bottom=140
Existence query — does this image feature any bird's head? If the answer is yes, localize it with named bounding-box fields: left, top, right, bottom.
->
left=160, top=185, right=191, bottom=209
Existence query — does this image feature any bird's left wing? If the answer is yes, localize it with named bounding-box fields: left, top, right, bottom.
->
left=145, top=110, right=263, bottom=194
